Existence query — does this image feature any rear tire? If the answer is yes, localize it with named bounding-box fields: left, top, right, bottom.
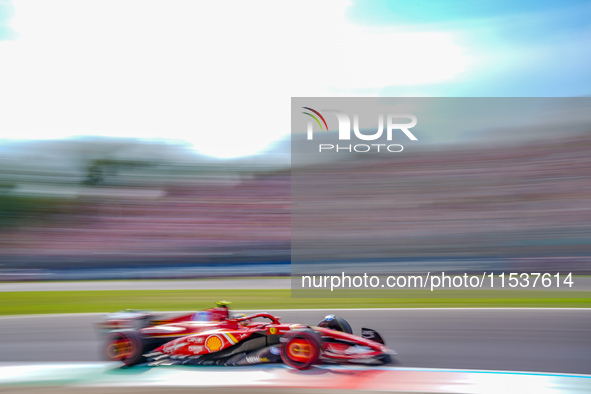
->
left=104, top=330, right=145, bottom=366
left=280, top=329, right=322, bottom=370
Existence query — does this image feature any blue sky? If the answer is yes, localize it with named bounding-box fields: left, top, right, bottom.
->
left=0, top=0, right=15, bottom=40
left=0, top=0, right=589, bottom=158
left=347, top=0, right=590, bottom=27
left=346, top=0, right=591, bottom=97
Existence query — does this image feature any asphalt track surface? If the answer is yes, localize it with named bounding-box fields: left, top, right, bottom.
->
left=0, top=309, right=589, bottom=375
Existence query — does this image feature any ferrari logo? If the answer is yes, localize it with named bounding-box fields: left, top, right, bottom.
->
left=269, top=327, right=277, bottom=334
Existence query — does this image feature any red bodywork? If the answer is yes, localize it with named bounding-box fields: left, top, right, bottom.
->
left=147, top=312, right=390, bottom=362
left=100, top=310, right=394, bottom=365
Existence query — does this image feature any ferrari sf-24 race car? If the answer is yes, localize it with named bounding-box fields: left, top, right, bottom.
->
left=98, top=301, right=396, bottom=369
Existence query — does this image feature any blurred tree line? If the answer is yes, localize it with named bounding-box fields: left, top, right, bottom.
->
left=0, top=190, right=70, bottom=227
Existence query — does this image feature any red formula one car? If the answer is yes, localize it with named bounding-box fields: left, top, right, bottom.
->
left=98, top=302, right=395, bottom=369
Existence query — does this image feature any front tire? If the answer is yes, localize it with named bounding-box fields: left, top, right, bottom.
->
left=280, top=329, right=322, bottom=370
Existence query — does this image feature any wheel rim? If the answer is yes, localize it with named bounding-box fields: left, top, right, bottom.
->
left=106, top=336, right=133, bottom=361
left=287, top=337, right=316, bottom=364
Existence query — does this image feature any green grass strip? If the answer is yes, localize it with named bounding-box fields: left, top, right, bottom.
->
left=0, top=289, right=589, bottom=315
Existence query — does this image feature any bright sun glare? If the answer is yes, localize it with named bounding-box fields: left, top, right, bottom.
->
left=0, top=0, right=469, bottom=159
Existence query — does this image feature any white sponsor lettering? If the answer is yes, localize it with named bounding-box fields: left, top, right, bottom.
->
left=245, top=355, right=261, bottom=364
left=362, top=329, right=374, bottom=338
left=165, top=343, right=185, bottom=353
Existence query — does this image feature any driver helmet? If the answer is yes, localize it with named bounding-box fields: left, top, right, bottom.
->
left=210, top=300, right=231, bottom=321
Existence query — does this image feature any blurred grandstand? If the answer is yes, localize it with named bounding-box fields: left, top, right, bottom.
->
left=292, top=132, right=591, bottom=275
left=1, top=131, right=590, bottom=279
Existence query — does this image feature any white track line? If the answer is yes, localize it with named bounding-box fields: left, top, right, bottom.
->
left=0, top=307, right=589, bottom=319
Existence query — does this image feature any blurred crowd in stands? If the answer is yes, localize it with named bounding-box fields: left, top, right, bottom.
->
left=0, top=133, right=589, bottom=270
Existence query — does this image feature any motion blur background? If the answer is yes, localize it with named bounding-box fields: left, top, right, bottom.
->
left=0, top=0, right=590, bottom=280
left=290, top=97, right=591, bottom=286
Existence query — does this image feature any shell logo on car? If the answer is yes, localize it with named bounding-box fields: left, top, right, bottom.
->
left=205, top=335, right=223, bottom=352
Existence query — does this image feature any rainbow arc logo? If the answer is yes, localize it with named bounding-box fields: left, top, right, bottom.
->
left=302, top=107, right=328, bottom=131
left=301, top=105, right=417, bottom=153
